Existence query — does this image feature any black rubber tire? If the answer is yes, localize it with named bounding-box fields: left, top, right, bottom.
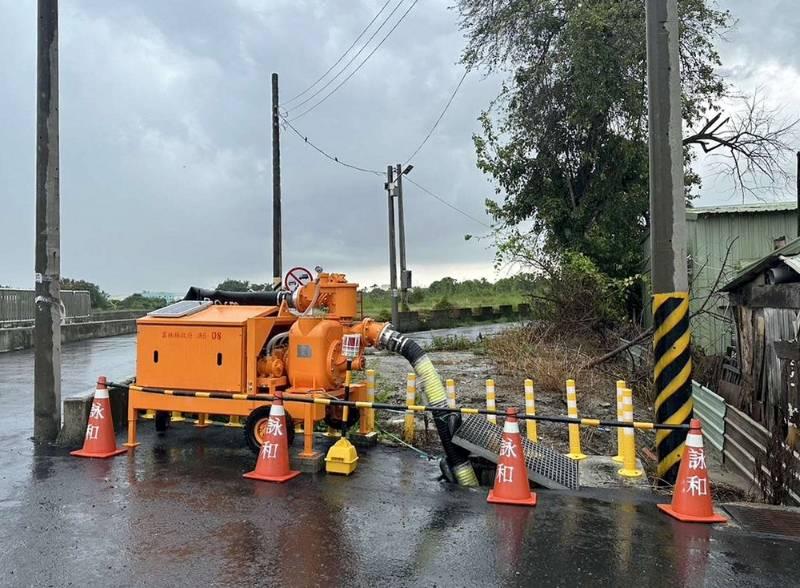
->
left=154, top=411, right=170, bottom=433
left=323, top=404, right=360, bottom=431
left=244, top=405, right=295, bottom=454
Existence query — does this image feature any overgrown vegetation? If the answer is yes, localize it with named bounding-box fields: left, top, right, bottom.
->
left=426, top=335, right=481, bottom=352
left=755, top=427, right=798, bottom=505
left=360, top=274, right=538, bottom=317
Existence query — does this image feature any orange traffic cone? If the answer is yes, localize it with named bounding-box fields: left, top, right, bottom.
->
left=71, top=376, right=128, bottom=459
left=243, top=392, right=300, bottom=483
left=487, top=408, right=536, bottom=506
left=657, top=419, right=727, bottom=523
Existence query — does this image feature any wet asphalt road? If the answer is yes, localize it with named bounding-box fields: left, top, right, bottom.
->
left=1, top=336, right=798, bottom=587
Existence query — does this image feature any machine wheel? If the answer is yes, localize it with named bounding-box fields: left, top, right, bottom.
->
left=154, top=411, right=170, bottom=433
left=244, top=405, right=295, bottom=454
left=324, top=404, right=360, bottom=431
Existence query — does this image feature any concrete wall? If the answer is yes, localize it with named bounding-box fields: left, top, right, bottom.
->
left=0, top=315, right=143, bottom=353
left=395, top=303, right=531, bottom=332
left=58, top=378, right=131, bottom=447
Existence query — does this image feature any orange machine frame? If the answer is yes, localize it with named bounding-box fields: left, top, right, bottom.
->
left=124, top=383, right=368, bottom=458
left=128, top=273, right=386, bottom=458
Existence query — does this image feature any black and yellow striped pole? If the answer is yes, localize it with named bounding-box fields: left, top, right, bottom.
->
left=653, top=293, right=692, bottom=483
left=647, top=0, right=691, bottom=485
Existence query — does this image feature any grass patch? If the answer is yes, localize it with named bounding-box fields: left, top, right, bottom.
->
left=425, top=335, right=481, bottom=352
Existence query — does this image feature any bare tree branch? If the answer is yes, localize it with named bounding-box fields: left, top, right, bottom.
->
left=684, top=90, right=799, bottom=198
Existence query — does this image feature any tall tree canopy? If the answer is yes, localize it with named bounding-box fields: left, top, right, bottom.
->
left=457, top=0, right=732, bottom=278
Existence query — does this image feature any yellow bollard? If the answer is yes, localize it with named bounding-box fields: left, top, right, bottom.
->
left=565, top=379, right=587, bottom=460
left=404, top=373, right=416, bottom=443
left=485, top=379, right=497, bottom=425
left=225, top=415, right=244, bottom=428
left=366, top=369, right=377, bottom=433
left=524, top=379, right=537, bottom=442
left=446, top=378, right=457, bottom=409
left=141, top=409, right=156, bottom=420
left=618, top=387, right=643, bottom=477
left=613, top=380, right=626, bottom=462
left=170, top=411, right=186, bottom=423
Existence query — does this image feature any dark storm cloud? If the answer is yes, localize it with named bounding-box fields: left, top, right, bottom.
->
left=2, top=1, right=793, bottom=294
left=1, top=0, right=500, bottom=294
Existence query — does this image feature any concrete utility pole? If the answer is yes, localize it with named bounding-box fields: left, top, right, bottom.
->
left=395, top=163, right=408, bottom=309
left=646, top=0, right=691, bottom=485
left=272, top=73, right=282, bottom=288
left=385, top=166, right=399, bottom=326
left=34, top=0, right=61, bottom=443
left=796, top=151, right=799, bottom=237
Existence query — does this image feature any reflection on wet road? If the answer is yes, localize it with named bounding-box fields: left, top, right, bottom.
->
left=0, top=334, right=797, bottom=585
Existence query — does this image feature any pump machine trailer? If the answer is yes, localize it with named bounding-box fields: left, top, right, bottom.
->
left=126, top=270, right=479, bottom=486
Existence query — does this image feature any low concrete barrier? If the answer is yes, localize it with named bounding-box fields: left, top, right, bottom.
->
left=0, top=316, right=141, bottom=353
left=57, top=377, right=131, bottom=447
left=395, top=303, right=530, bottom=332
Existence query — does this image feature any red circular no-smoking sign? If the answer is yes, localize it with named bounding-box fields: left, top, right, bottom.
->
left=284, top=266, right=313, bottom=293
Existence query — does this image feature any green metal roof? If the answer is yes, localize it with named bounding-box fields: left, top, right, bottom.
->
left=686, top=201, right=797, bottom=217
left=721, top=236, right=800, bottom=291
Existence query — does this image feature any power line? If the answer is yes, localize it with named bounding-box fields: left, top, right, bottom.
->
left=404, top=67, right=470, bottom=164
left=286, top=0, right=408, bottom=115
left=289, top=0, right=420, bottom=122
left=280, top=115, right=490, bottom=229
left=405, top=177, right=492, bottom=228
left=280, top=115, right=382, bottom=176
left=283, top=0, right=394, bottom=106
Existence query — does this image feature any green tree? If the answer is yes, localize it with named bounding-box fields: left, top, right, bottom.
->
left=115, top=293, right=167, bottom=311
left=215, top=279, right=270, bottom=292
left=457, top=0, right=731, bottom=278
left=61, top=278, right=110, bottom=309
left=460, top=1, right=797, bottom=281
left=428, top=277, right=458, bottom=296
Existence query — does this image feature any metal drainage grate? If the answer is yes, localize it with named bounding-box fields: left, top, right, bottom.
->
left=453, top=415, right=579, bottom=490
left=724, top=504, right=800, bottom=539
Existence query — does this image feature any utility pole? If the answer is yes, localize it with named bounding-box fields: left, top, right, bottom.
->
left=272, top=72, right=282, bottom=288
left=796, top=151, right=799, bottom=237
left=34, top=0, right=61, bottom=443
left=646, top=0, right=691, bottom=485
left=385, top=166, right=399, bottom=326
left=395, top=163, right=408, bottom=309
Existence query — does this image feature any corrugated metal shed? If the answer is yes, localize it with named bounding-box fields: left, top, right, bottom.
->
left=645, top=201, right=798, bottom=354
left=687, top=202, right=797, bottom=353
left=722, top=238, right=800, bottom=292
left=687, top=201, right=798, bottom=216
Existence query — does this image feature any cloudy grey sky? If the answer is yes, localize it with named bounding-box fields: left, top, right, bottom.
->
left=1, top=0, right=796, bottom=296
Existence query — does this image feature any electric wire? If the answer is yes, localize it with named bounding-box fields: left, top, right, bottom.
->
left=280, top=115, right=383, bottom=176
left=280, top=119, right=490, bottom=231
left=286, top=0, right=408, bottom=114
left=404, top=67, right=470, bottom=164
left=283, top=0, right=394, bottom=106
left=289, top=0, right=420, bottom=121
left=280, top=116, right=491, bottom=227
left=405, top=177, right=492, bottom=228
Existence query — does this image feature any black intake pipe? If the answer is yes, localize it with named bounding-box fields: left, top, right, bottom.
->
left=378, top=326, right=478, bottom=487
left=184, top=287, right=291, bottom=307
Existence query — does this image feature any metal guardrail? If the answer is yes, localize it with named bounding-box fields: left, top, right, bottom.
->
left=0, top=289, right=91, bottom=323
left=691, top=380, right=726, bottom=452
